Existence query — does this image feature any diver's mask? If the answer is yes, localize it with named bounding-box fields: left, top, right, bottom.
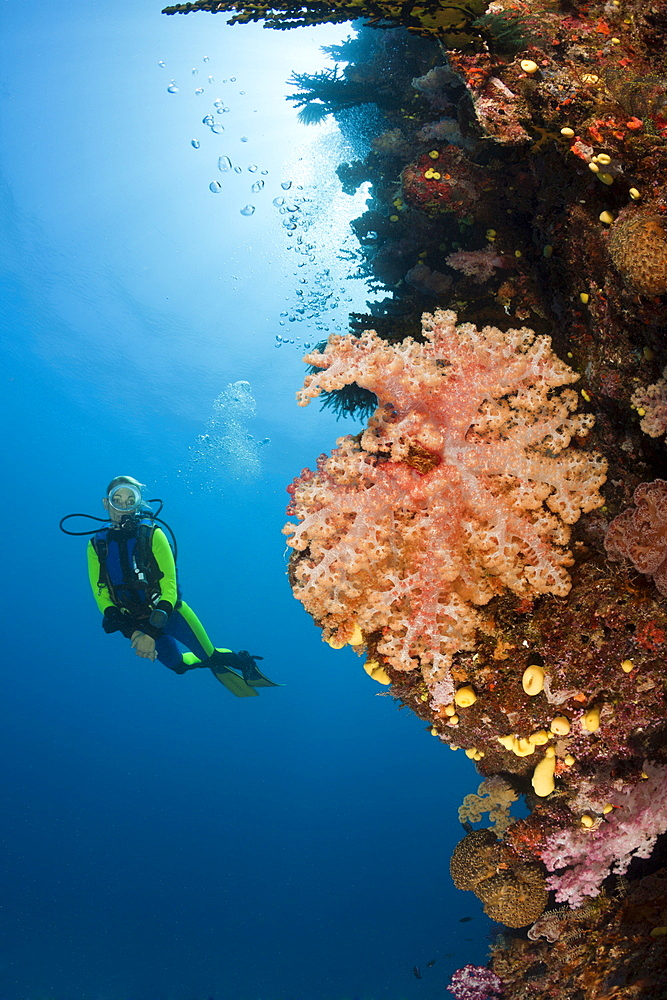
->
left=107, top=483, right=146, bottom=515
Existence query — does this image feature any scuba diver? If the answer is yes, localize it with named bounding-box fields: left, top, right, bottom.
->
left=62, top=475, right=280, bottom=698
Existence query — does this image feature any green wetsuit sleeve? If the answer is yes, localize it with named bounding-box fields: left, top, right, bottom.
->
left=87, top=540, right=115, bottom=614
left=151, top=528, right=178, bottom=608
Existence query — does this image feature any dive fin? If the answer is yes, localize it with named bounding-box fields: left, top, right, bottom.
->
left=209, top=665, right=259, bottom=698
left=237, top=650, right=284, bottom=688
left=243, top=663, right=284, bottom=688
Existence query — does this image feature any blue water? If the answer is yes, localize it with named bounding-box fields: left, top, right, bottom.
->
left=1, top=3, right=489, bottom=998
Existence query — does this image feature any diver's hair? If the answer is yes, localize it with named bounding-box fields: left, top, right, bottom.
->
left=106, top=475, right=144, bottom=495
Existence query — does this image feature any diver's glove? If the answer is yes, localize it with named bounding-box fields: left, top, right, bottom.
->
left=102, top=606, right=126, bottom=634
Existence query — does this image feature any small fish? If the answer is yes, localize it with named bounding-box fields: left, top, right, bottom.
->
left=426, top=959, right=437, bottom=968
left=459, top=916, right=473, bottom=922
left=443, top=952, right=454, bottom=959
left=413, top=966, right=422, bottom=979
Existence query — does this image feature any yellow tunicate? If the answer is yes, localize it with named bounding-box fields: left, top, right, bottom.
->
left=473, top=750, right=485, bottom=761
left=560, top=126, right=575, bottom=137
left=522, top=664, right=545, bottom=696
left=363, top=660, right=391, bottom=685
left=514, top=738, right=536, bottom=757
left=581, top=705, right=601, bottom=733
left=429, top=149, right=439, bottom=159
left=465, top=748, right=478, bottom=759
left=514, top=250, right=522, bottom=258
left=564, top=753, right=576, bottom=766
left=443, top=704, right=456, bottom=717
left=550, top=716, right=571, bottom=735
left=611, top=36, right=621, bottom=44
left=581, top=813, right=595, bottom=828
left=449, top=745, right=460, bottom=751
left=454, top=685, right=477, bottom=708
left=497, top=734, right=516, bottom=750
left=348, top=624, right=364, bottom=646
left=637, top=407, right=646, bottom=417
left=486, top=228, right=497, bottom=239
left=599, top=211, right=615, bottom=224
left=621, top=659, right=634, bottom=673
left=420, top=693, right=428, bottom=702
left=598, top=173, right=614, bottom=185
left=424, top=169, right=434, bottom=179
left=650, top=926, right=667, bottom=938
left=629, top=187, right=641, bottom=200
left=448, top=714, right=460, bottom=725
left=430, top=728, right=439, bottom=736
left=596, top=153, right=612, bottom=165
left=589, top=162, right=601, bottom=173
left=581, top=74, right=599, bottom=84
left=389, top=215, right=399, bottom=222
left=581, top=389, right=591, bottom=402
left=579, top=293, right=590, bottom=304
left=532, top=754, right=556, bottom=796
left=528, top=730, right=550, bottom=746
left=603, top=803, right=614, bottom=814
left=544, top=745, right=555, bottom=758
left=643, top=347, right=654, bottom=360
left=327, top=634, right=346, bottom=649
left=520, top=59, right=539, bottom=74
left=543, top=244, right=553, bottom=257
left=432, top=171, right=441, bottom=180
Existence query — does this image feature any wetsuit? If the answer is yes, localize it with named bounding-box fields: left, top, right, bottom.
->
left=87, top=523, right=224, bottom=673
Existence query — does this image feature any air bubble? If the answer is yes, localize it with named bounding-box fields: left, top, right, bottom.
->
left=230, top=77, right=236, bottom=82
left=240, top=136, right=249, bottom=142
left=283, top=221, right=297, bottom=231
left=273, top=197, right=285, bottom=207
left=203, top=55, right=209, bottom=62
left=210, top=123, right=224, bottom=134
left=261, top=170, right=269, bottom=175
left=281, top=181, right=292, bottom=190
left=251, top=180, right=264, bottom=193
left=209, top=181, right=222, bottom=193
left=240, top=205, right=255, bottom=216
left=218, top=156, right=232, bottom=172
left=195, top=88, right=204, bottom=95
left=158, top=60, right=166, bottom=68
left=202, top=115, right=215, bottom=126
left=167, top=82, right=180, bottom=93
left=208, top=76, right=215, bottom=84
left=248, top=164, right=258, bottom=173
left=192, top=68, right=198, bottom=75
left=234, top=166, right=242, bottom=174
left=239, top=91, right=245, bottom=95
left=191, top=139, right=201, bottom=148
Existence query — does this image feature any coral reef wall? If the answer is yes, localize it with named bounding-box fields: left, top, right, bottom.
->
left=166, top=1, right=667, bottom=996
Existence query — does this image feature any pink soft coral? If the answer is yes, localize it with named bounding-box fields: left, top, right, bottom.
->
left=283, top=310, right=607, bottom=692
left=540, top=762, right=667, bottom=908
left=631, top=366, right=667, bottom=439
left=604, top=479, right=667, bottom=596
left=447, top=964, right=503, bottom=999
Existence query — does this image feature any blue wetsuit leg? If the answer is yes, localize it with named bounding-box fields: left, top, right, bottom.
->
left=154, top=609, right=210, bottom=670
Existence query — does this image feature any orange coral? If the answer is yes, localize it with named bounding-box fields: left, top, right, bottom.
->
left=608, top=214, right=667, bottom=297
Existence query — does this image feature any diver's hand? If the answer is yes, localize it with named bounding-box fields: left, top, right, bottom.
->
left=131, top=631, right=157, bottom=660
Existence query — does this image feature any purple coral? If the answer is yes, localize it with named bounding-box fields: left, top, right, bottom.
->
left=447, top=964, right=503, bottom=999
left=604, top=479, right=667, bottom=596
